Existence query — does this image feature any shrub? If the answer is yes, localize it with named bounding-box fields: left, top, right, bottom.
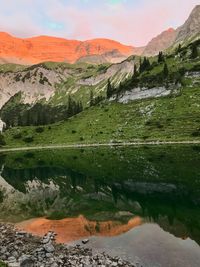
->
left=0, top=135, right=6, bottom=146
left=80, top=137, right=84, bottom=141
left=13, top=133, right=22, bottom=139
left=35, top=127, right=44, bottom=133
left=192, top=129, right=200, bottom=137
left=72, top=130, right=76, bottom=134
left=24, top=152, right=35, bottom=158
left=23, top=136, right=34, bottom=143
left=0, top=261, right=8, bottom=267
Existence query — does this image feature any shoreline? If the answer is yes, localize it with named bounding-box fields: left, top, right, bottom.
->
left=0, top=223, right=137, bottom=267
left=0, top=140, right=200, bottom=152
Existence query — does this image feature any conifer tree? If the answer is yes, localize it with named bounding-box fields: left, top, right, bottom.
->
left=177, top=44, right=181, bottom=53
left=163, top=63, right=169, bottom=78
left=90, top=90, right=94, bottom=106
left=158, top=51, right=164, bottom=63
left=134, top=64, right=138, bottom=76
left=191, top=43, right=198, bottom=59
left=106, top=79, right=113, bottom=98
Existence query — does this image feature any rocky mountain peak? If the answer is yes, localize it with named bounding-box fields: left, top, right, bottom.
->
left=175, top=5, right=200, bottom=44
left=142, top=28, right=176, bottom=56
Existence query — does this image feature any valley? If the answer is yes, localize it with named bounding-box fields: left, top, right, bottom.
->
left=0, top=3, right=199, bottom=267
left=0, top=37, right=199, bottom=149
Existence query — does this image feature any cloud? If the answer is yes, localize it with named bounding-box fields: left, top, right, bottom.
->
left=0, top=0, right=199, bottom=46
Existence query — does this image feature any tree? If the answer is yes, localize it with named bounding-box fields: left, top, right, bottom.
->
left=106, top=79, right=113, bottom=98
left=133, top=64, right=138, bottom=76
left=139, top=57, right=151, bottom=73
left=191, top=43, right=198, bottom=59
left=0, top=134, right=6, bottom=146
left=177, top=44, right=181, bottom=53
left=158, top=51, right=164, bottom=63
left=163, top=63, right=169, bottom=78
left=67, top=95, right=73, bottom=117
left=90, top=90, right=94, bottom=107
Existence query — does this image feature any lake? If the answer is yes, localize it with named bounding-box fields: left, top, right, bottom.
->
left=0, top=145, right=200, bottom=266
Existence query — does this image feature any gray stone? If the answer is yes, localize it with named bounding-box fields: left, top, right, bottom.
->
left=8, top=256, right=16, bottom=262
left=82, top=239, right=89, bottom=244
left=43, top=243, right=55, bottom=253
left=19, top=255, right=34, bottom=267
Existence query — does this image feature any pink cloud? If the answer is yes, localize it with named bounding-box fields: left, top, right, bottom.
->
left=0, top=0, right=199, bottom=46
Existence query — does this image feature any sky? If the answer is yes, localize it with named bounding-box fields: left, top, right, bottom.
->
left=0, top=0, right=199, bottom=46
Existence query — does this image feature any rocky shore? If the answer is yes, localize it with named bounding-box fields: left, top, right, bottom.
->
left=0, top=223, right=138, bottom=267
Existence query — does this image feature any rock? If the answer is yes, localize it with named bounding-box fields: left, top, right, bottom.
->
left=8, top=263, right=20, bottom=267
left=8, top=256, right=16, bottom=262
left=0, top=246, right=7, bottom=254
left=0, top=222, right=137, bottom=267
left=43, top=243, right=55, bottom=253
left=82, top=239, right=89, bottom=244
left=19, top=255, right=34, bottom=267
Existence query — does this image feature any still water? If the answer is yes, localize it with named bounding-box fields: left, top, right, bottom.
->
left=0, top=145, right=200, bottom=266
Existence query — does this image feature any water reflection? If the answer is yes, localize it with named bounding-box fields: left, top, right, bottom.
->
left=0, top=145, right=199, bottom=246
left=16, top=216, right=142, bottom=243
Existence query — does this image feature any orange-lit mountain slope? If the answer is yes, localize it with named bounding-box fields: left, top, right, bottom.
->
left=0, top=32, right=141, bottom=64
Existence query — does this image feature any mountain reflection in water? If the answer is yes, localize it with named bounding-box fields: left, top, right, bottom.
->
left=16, top=216, right=142, bottom=243
left=0, top=145, right=199, bottom=248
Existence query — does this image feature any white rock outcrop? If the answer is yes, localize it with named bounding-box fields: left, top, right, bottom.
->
left=116, top=87, right=172, bottom=104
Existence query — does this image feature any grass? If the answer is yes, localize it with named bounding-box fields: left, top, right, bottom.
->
left=0, top=262, right=7, bottom=267
left=3, top=84, right=200, bottom=148
left=0, top=63, right=27, bottom=73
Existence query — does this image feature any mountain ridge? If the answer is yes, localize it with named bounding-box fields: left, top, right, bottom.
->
left=0, top=32, right=139, bottom=65
left=0, top=5, right=199, bottom=64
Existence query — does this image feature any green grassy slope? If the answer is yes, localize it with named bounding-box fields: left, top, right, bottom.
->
left=3, top=84, right=200, bottom=147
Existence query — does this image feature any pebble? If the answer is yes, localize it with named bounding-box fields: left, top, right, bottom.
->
left=0, top=223, right=140, bottom=267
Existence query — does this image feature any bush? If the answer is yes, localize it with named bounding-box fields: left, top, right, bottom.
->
left=192, top=129, right=200, bottom=137
left=0, top=135, right=6, bottom=146
left=13, top=133, right=22, bottom=139
left=0, top=261, right=8, bottom=267
left=72, top=130, right=77, bottom=134
left=35, top=127, right=44, bottom=133
left=80, top=137, right=84, bottom=141
left=24, top=152, right=35, bottom=158
left=23, top=136, right=34, bottom=143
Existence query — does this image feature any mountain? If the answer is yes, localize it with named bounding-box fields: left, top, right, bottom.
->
left=143, top=28, right=176, bottom=56
left=0, top=33, right=142, bottom=65
left=175, top=5, right=200, bottom=44
left=76, top=47, right=145, bottom=64
left=143, top=5, right=200, bottom=56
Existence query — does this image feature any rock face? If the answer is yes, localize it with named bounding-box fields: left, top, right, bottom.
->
left=0, top=33, right=141, bottom=64
left=143, top=5, right=200, bottom=55
left=143, top=28, right=176, bottom=56
left=0, top=65, right=72, bottom=109
left=115, top=86, right=176, bottom=104
left=175, top=5, right=200, bottom=44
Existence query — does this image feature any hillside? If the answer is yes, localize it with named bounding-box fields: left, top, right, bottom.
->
left=2, top=38, right=200, bottom=147
left=0, top=57, right=139, bottom=127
